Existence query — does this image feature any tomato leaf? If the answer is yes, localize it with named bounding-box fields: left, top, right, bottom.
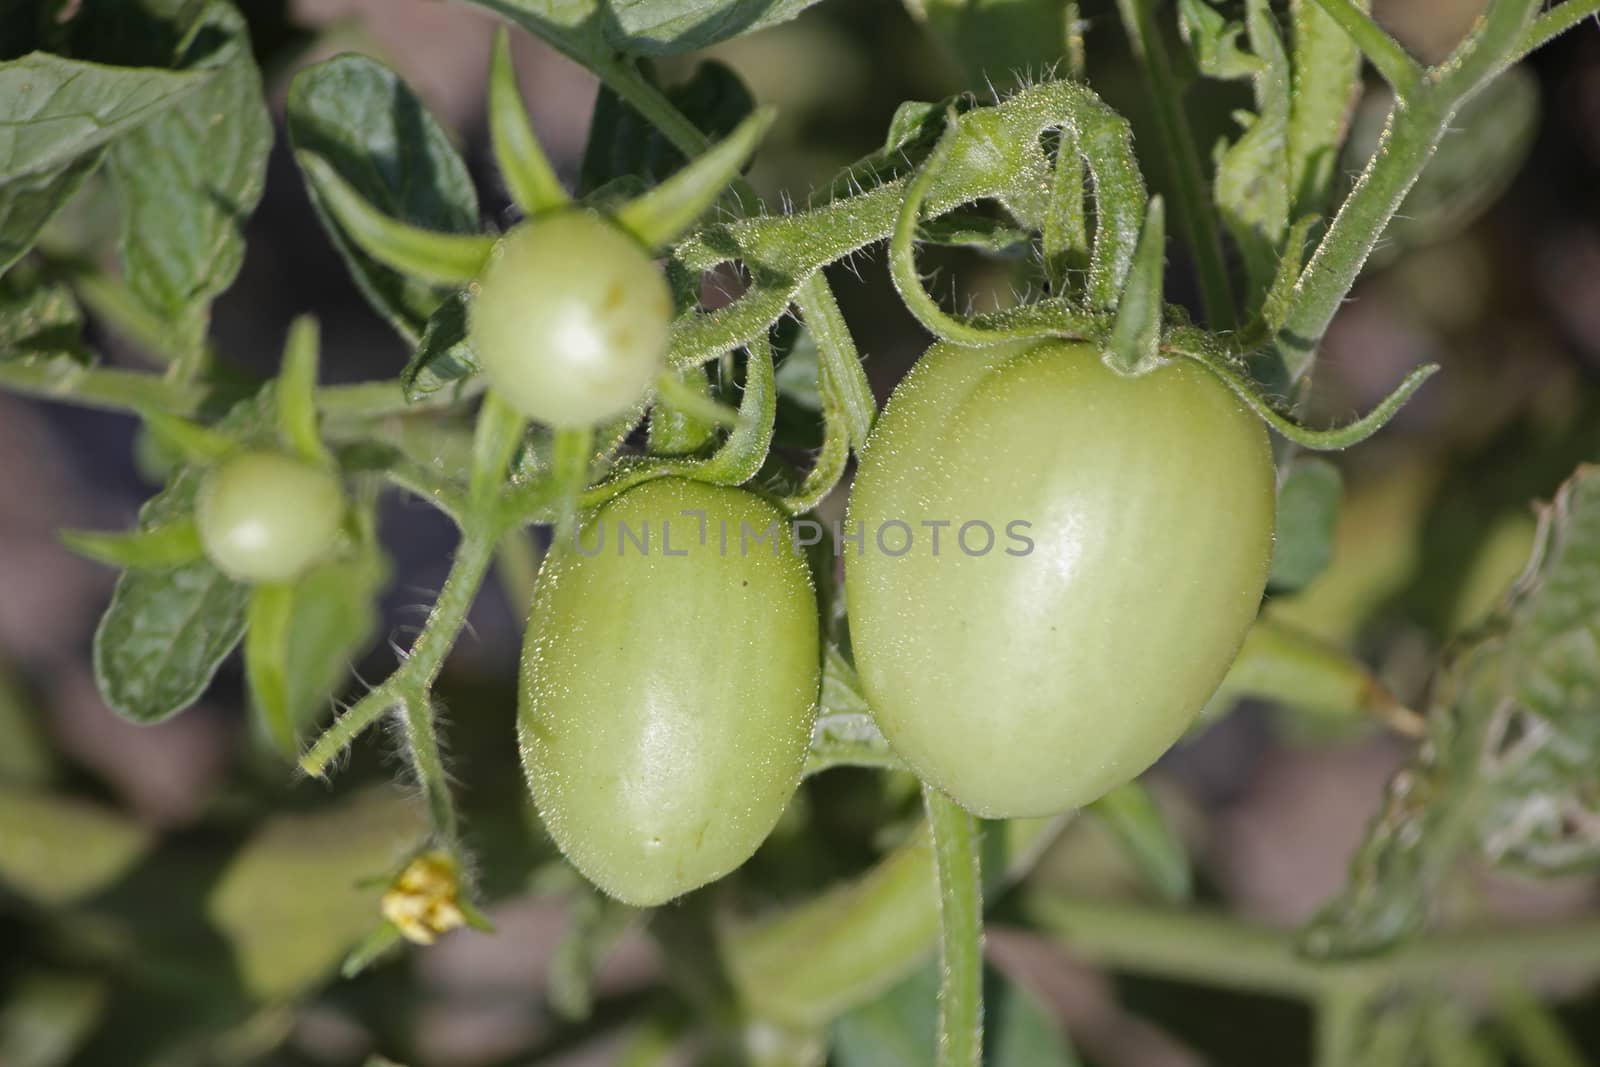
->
left=546, top=888, right=637, bottom=1020
left=579, top=60, right=753, bottom=195
left=0, top=280, right=85, bottom=362
left=106, top=2, right=272, bottom=328
left=0, top=51, right=209, bottom=273
left=1180, top=0, right=1290, bottom=303
left=0, top=52, right=209, bottom=185
left=1286, top=0, right=1365, bottom=218
left=912, top=0, right=1074, bottom=91
left=92, top=468, right=250, bottom=724
left=1269, top=456, right=1343, bottom=593
left=287, top=55, right=480, bottom=346
left=281, top=548, right=387, bottom=736
left=0, top=154, right=102, bottom=276
left=831, top=963, right=1081, bottom=1067
left=205, top=786, right=428, bottom=1001
left=400, top=289, right=476, bottom=402
left=1306, top=464, right=1600, bottom=957
left=0, top=970, right=105, bottom=1067
left=465, top=0, right=826, bottom=59
left=0, top=783, right=155, bottom=908
left=91, top=393, right=275, bottom=724
left=1087, top=781, right=1193, bottom=903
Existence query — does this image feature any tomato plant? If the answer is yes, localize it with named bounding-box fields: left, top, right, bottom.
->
left=846, top=339, right=1275, bottom=817
left=4, top=1, right=1600, bottom=1065
left=520, top=478, right=819, bottom=906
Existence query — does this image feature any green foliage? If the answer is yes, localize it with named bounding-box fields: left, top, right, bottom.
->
left=91, top=458, right=253, bottom=724
left=466, top=0, right=829, bottom=62
left=0, top=279, right=83, bottom=361
left=0, top=0, right=1596, bottom=1061
left=580, top=60, right=754, bottom=193
left=0, top=53, right=208, bottom=273
left=1307, top=465, right=1600, bottom=957
left=1271, top=456, right=1343, bottom=592
left=286, top=55, right=480, bottom=344
left=106, top=2, right=271, bottom=335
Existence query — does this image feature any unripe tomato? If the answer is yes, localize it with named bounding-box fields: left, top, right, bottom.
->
left=469, top=212, right=673, bottom=428
left=195, top=450, right=346, bottom=584
left=520, top=478, right=820, bottom=906
left=845, top=340, right=1275, bottom=817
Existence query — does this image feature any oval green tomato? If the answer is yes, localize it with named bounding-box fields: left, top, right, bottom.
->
left=195, top=450, right=346, bottom=584
left=469, top=211, right=672, bottom=428
left=845, top=341, right=1275, bottom=818
left=520, top=478, right=820, bottom=906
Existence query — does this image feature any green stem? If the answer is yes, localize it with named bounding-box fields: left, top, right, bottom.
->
left=792, top=278, right=876, bottom=448
left=0, top=356, right=480, bottom=423
left=593, top=57, right=865, bottom=436
left=1310, top=0, right=1422, bottom=93
left=1315, top=985, right=1373, bottom=1067
left=1114, top=0, right=1236, bottom=330
left=1278, top=0, right=1538, bottom=380
left=1432, top=0, right=1543, bottom=96
left=1274, top=91, right=1449, bottom=379
left=71, top=270, right=183, bottom=367
left=0, top=359, right=212, bottom=415
left=925, top=786, right=983, bottom=1067
left=398, top=690, right=459, bottom=846
left=299, top=528, right=497, bottom=776
left=1513, top=0, right=1600, bottom=63
left=1027, top=897, right=1600, bottom=998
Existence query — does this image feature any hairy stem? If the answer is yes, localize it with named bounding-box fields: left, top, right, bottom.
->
left=299, top=527, right=497, bottom=777
left=1513, top=0, right=1600, bottom=63
left=1278, top=0, right=1540, bottom=380
left=398, top=690, right=459, bottom=846
left=1310, top=0, right=1422, bottom=93
left=925, top=786, right=983, bottom=1067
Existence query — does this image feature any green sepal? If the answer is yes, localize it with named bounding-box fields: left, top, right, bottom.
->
left=61, top=520, right=205, bottom=570
left=277, top=315, right=332, bottom=466
left=614, top=106, right=777, bottom=250
left=296, top=152, right=495, bottom=286
left=1104, top=195, right=1166, bottom=376
left=488, top=28, right=568, bottom=217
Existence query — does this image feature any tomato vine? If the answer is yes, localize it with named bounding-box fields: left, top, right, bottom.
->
left=3, top=0, right=1600, bottom=1064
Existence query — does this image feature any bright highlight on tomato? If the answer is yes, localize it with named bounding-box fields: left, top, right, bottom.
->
left=519, top=478, right=820, bottom=906
left=469, top=211, right=673, bottom=428
left=195, top=450, right=346, bottom=584
left=845, top=340, right=1276, bottom=818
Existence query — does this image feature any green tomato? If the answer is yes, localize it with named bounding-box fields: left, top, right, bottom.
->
left=196, top=451, right=346, bottom=584
left=469, top=211, right=673, bottom=428
left=520, top=478, right=820, bottom=906
left=844, top=340, right=1275, bottom=817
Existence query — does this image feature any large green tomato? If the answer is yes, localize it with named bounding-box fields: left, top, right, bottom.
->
left=469, top=211, right=672, bottom=428
left=519, top=478, right=820, bottom=906
left=195, top=450, right=346, bottom=585
left=845, top=340, right=1275, bottom=817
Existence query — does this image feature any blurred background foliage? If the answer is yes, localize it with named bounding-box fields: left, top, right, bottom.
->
left=3, top=0, right=1600, bottom=1064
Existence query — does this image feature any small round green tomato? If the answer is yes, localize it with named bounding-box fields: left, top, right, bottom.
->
left=469, top=212, right=672, bottom=428
left=195, top=451, right=346, bottom=584
left=519, top=478, right=820, bottom=907
left=845, top=340, right=1275, bottom=818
